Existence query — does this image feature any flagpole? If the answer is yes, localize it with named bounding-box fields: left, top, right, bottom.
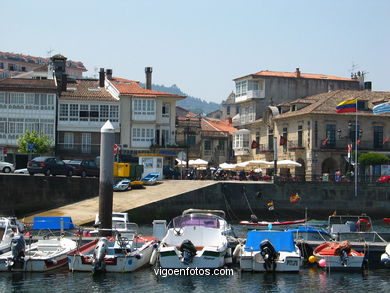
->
left=354, top=98, right=358, bottom=197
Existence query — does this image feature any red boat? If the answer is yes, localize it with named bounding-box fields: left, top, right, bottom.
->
left=384, top=218, right=390, bottom=224
left=240, top=218, right=310, bottom=227
left=314, top=241, right=365, bottom=270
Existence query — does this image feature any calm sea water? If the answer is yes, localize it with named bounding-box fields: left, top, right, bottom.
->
left=0, top=222, right=389, bottom=293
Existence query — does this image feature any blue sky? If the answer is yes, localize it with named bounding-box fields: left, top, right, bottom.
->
left=2, top=0, right=389, bottom=103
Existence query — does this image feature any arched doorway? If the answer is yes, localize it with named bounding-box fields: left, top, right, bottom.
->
left=295, top=158, right=306, bottom=181
left=321, top=157, right=338, bottom=178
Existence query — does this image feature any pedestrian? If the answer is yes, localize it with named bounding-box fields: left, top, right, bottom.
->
left=335, top=169, right=341, bottom=182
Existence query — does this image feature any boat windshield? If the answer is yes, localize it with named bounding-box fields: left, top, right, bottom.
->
left=171, top=214, right=220, bottom=229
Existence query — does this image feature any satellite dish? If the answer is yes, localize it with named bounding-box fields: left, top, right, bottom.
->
left=178, top=151, right=186, bottom=161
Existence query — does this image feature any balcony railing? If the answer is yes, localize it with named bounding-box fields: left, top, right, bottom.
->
left=57, top=143, right=100, bottom=156
left=288, top=140, right=305, bottom=151
left=258, top=144, right=274, bottom=153
left=319, top=138, right=390, bottom=151
left=201, top=130, right=229, bottom=138
left=246, top=90, right=265, bottom=99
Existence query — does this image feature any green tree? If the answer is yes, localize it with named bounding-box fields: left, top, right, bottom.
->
left=17, top=130, right=53, bottom=154
left=358, top=152, right=389, bottom=166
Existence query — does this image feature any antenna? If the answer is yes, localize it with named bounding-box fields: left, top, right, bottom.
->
left=47, top=48, right=54, bottom=58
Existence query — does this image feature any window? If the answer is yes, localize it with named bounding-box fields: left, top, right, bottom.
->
left=40, top=119, right=54, bottom=136
left=188, top=135, right=196, bottom=145
left=133, top=99, right=155, bottom=117
left=248, top=80, right=259, bottom=91
left=162, top=103, right=170, bottom=118
left=256, top=131, right=260, bottom=154
left=82, top=133, right=91, bottom=153
left=100, top=105, right=109, bottom=121
left=90, top=105, right=99, bottom=121
left=80, top=104, right=89, bottom=120
left=64, top=133, right=74, bottom=149
left=8, top=64, right=15, bottom=71
left=157, top=158, right=162, bottom=168
left=0, top=62, right=3, bottom=69
left=325, top=124, right=336, bottom=146
left=60, top=104, right=68, bottom=121
left=161, top=129, right=169, bottom=146
left=110, top=105, right=119, bottom=121
left=235, top=80, right=247, bottom=97
left=282, top=127, right=288, bottom=152
left=9, top=93, right=24, bottom=104
left=142, top=158, right=153, bottom=168
left=204, top=140, right=211, bottom=150
left=349, top=124, right=361, bottom=143
left=218, top=139, right=225, bottom=151
left=298, top=125, right=303, bottom=147
left=374, top=126, right=383, bottom=149
left=357, top=100, right=366, bottom=111
left=0, top=92, right=5, bottom=104
left=70, top=104, right=78, bottom=121
left=132, top=127, right=155, bottom=143
left=268, top=129, right=274, bottom=150
left=25, top=119, right=39, bottom=133
left=233, top=132, right=250, bottom=148
left=227, top=106, right=230, bottom=115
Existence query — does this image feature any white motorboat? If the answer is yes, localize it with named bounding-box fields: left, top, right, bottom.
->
left=88, top=212, right=139, bottom=237
left=0, top=217, right=25, bottom=254
left=237, top=230, right=301, bottom=272
left=154, top=209, right=234, bottom=269
left=0, top=236, right=77, bottom=272
left=68, top=234, right=158, bottom=273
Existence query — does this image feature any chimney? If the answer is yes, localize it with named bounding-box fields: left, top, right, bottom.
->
left=145, top=67, right=153, bottom=90
left=99, top=68, right=105, bottom=87
left=364, top=81, right=372, bottom=91
left=295, top=68, right=301, bottom=78
left=106, top=69, right=113, bottom=80
left=61, top=73, right=68, bottom=92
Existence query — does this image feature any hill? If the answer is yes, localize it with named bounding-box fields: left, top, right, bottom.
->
left=141, top=83, right=221, bottom=114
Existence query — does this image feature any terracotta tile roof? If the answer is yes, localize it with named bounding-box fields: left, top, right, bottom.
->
left=234, top=69, right=356, bottom=82
left=110, top=77, right=186, bottom=99
left=0, top=78, right=57, bottom=91
left=274, top=90, right=390, bottom=120
left=0, top=51, right=87, bottom=71
left=60, top=79, right=117, bottom=102
left=201, top=118, right=237, bottom=135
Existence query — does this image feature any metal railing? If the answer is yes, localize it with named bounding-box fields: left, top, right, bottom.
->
left=319, top=138, right=390, bottom=151
left=57, top=143, right=100, bottom=155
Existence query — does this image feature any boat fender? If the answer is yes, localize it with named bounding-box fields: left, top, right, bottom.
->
left=340, top=250, right=349, bottom=267
left=135, top=254, right=142, bottom=260
left=224, top=248, right=233, bottom=265
left=150, top=249, right=158, bottom=265
left=233, top=244, right=242, bottom=259
left=356, top=219, right=371, bottom=232
left=381, top=253, right=389, bottom=265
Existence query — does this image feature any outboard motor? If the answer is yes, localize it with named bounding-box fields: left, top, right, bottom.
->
left=5, top=235, right=26, bottom=270
left=179, top=240, right=197, bottom=265
left=260, top=239, right=278, bottom=271
left=92, top=238, right=109, bottom=273
left=335, top=241, right=351, bottom=267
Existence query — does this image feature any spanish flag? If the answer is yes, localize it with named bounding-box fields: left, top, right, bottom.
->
left=336, top=99, right=357, bottom=113
left=290, top=193, right=300, bottom=203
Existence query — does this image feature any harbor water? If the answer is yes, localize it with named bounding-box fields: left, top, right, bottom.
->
left=0, top=222, right=389, bottom=292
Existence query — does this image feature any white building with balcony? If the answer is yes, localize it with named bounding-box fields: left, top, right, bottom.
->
left=105, top=73, right=185, bottom=154
left=0, top=78, right=57, bottom=165
left=57, top=79, right=120, bottom=158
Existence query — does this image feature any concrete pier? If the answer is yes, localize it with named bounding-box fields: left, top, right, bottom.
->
left=23, top=180, right=218, bottom=225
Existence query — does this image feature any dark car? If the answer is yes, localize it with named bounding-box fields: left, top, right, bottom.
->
left=27, top=157, right=74, bottom=177
left=65, top=160, right=99, bottom=177
left=163, top=166, right=180, bottom=179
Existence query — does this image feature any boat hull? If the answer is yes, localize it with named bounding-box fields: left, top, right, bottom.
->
left=0, top=252, right=70, bottom=272
left=240, top=251, right=301, bottom=272
left=158, top=246, right=226, bottom=269
left=68, top=239, right=156, bottom=272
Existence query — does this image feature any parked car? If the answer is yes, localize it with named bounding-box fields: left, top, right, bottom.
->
left=141, top=172, right=160, bottom=185
left=163, top=166, right=180, bottom=179
left=113, top=179, right=131, bottom=191
left=0, top=161, right=15, bottom=173
left=377, top=175, right=390, bottom=183
left=65, top=160, right=99, bottom=177
left=27, top=157, right=74, bottom=176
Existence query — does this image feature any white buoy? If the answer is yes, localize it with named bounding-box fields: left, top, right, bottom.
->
left=150, top=249, right=158, bottom=265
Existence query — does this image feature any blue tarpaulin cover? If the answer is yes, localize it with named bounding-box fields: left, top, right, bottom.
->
left=33, top=217, right=75, bottom=230
left=244, top=230, right=295, bottom=252
left=288, top=226, right=330, bottom=235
